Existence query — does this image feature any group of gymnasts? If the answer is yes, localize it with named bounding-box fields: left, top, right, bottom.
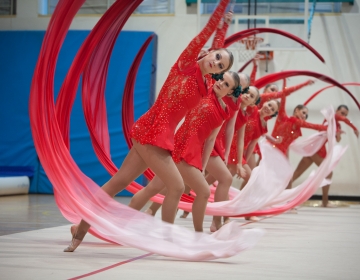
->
left=64, top=0, right=358, bottom=253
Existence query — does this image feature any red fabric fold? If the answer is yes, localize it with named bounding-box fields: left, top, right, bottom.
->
left=254, top=70, right=354, bottom=98
left=30, top=0, right=264, bottom=261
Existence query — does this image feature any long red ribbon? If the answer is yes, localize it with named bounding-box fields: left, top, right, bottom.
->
left=119, top=35, right=194, bottom=202
left=254, top=70, right=354, bottom=98
left=304, top=82, right=360, bottom=110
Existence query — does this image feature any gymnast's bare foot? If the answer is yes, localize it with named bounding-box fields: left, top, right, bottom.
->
left=180, top=211, right=189, bottom=218
left=245, top=216, right=260, bottom=222
left=144, top=208, right=153, bottom=215
left=223, top=217, right=230, bottom=224
left=285, top=208, right=298, bottom=214
left=64, top=224, right=83, bottom=253
left=210, top=220, right=222, bottom=233
left=322, top=201, right=336, bottom=208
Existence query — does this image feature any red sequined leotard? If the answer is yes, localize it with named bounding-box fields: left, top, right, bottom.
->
left=130, top=0, right=230, bottom=152
left=229, top=107, right=266, bottom=164
left=208, top=18, right=237, bottom=160
left=253, top=80, right=314, bottom=156
left=271, top=94, right=327, bottom=155
left=210, top=20, right=229, bottom=50
left=250, top=60, right=257, bottom=85
left=257, top=80, right=313, bottom=108
left=172, top=89, right=229, bottom=171
left=317, top=115, right=358, bottom=158
left=211, top=96, right=242, bottom=160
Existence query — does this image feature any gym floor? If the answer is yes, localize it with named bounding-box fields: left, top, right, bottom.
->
left=0, top=194, right=359, bottom=280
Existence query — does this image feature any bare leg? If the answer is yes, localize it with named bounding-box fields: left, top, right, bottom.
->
left=206, top=156, right=233, bottom=231
left=180, top=185, right=191, bottom=218
left=227, top=164, right=237, bottom=176
left=225, top=163, right=237, bottom=198
left=321, top=172, right=333, bottom=207
left=236, top=164, right=255, bottom=220
left=255, top=154, right=261, bottom=167
left=227, top=163, right=254, bottom=221
left=204, top=157, right=221, bottom=185
left=247, top=154, right=256, bottom=170
left=65, top=140, right=185, bottom=252
left=64, top=146, right=149, bottom=252
left=146, top=187, right=167, bottom=215
left=310, top=154, right=333, bottom=207
left=205, top=173, right=217, bottom=185
left=239, top=164, right=252, bottom=190
left=146, top=186, right=189, bottom=216
left=223, top=164, right=237, bottom=225
left=282, top=155, right=312, bottom=214
left=289, top=157, right=314, bottom=189
left=128, top=176, right=166, bottom=211
left=176, top=161, right=210, bottom=232
left=283, top=156, right=313, bottom=214
left=131, top=141, right=185, bottom=224
left=227, top=163, right=241, bottom=200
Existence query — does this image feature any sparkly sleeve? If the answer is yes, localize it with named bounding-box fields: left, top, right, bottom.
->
left=283, top=80, right=312, bottom=97
left=178, top=0, right=230, bottom=71
left=211, top=22, right=229, bottom=50
left=250, top=60, right=257, bottom=85
left=236, top=125, right=246, bottom=166
left=260, top=91, right=282, bottom=103
left=277, top=91, right=287, bottom=121
left=261, top=80, right=307, bottom=102
left=335, top=115, right=358, bottom=132
left=224, top=110, right=238, bottom=160
left=254, top=119, right=266, bottom=139
left=249, top=120, right=261, bottom=140
left=297, top=119, right=327, bottom=131
left=206, top=74, right=214, bottom=88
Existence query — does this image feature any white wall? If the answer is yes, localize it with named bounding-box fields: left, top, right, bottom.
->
left=1, top=0, right=359, bottom=196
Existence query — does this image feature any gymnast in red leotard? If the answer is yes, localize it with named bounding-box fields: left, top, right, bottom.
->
left=129, top=71, right=241, bottom=232
left=225, top=99, right=280, bottom=221
left=271, top=95, right=327, bottom=159
left=171, top=72, right=251, bottom=222
left=203, top=85, right=262, bottom=231
left=250, top=77, right=315, bottom=168
left=64, top=0, right=234, bottom=252
left=248, top=58, right=314, bottom=161
left=142, top=12, right=246, bottom=222
left=268, top=94, right=327, bottom=215
left=228, top=99, right=280, bottom=181
left=291, top=104, right=359, bottom=207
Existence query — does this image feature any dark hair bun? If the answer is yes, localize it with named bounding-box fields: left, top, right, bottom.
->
left=211, top=73, right=224, bottom=81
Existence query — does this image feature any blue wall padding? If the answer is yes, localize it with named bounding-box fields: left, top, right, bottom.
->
left=0, top=166, right=35, bottom=177
left=0, top=30, right=157, bottom=195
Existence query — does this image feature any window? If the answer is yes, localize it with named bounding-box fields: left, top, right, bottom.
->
left=0, top=0, right=16, bottom=15
left=186, top=0, right=348, bottom=14
left=201, top=2, right=342, bottom=14
left=44, top=0, right=174, bottom=15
